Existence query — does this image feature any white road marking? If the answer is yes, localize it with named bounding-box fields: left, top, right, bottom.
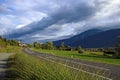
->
left=25, top=48, right=112, bottom=80
left=46, top=56, right=110, bottom=71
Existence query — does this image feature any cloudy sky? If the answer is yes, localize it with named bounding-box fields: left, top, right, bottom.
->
left=0, top=0, right=120, bottom=43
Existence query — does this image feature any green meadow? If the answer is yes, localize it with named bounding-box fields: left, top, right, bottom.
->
left=31, top=48, right=120, bottom=66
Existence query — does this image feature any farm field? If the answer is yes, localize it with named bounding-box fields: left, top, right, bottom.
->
left=31, top=48, right=120, bottom=66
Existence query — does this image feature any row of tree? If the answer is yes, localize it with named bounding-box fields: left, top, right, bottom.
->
left=0, top=36, right=19, bottom=48
left=32, top=37, right=120, bottom=58
left=1, top=35, right=120, bottom=58
left=32, top=41, right=84, bottom=53
left=33, top=42, right=66, bottom=50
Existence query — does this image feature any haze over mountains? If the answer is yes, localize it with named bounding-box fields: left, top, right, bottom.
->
left=53, top=28, right=120, bottom=48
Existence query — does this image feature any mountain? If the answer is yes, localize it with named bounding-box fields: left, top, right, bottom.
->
left=53, top=28, right=120, bottom=48
left=53, top=29, right=103, bottom=46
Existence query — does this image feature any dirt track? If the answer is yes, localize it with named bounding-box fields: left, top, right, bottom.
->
left=23, top=48, right=120, bottom=80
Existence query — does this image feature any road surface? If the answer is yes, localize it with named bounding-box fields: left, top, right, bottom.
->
left=23, top=48, right=120, bottom=80
left=0, top=53, right=13, bottom=80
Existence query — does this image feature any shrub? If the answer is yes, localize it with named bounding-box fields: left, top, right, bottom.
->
left=77, top=46, right=84, bottom=53
left=78, top=50, right=84, bottom=53
left=114, top=36, right=120, bottom=58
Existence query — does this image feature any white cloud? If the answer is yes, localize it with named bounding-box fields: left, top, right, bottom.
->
left=0, top=17, right=12, bottom=25
left=93, top=0, right=120, bottom=19
left=24, top=11, right=48, bottom=21
left=16, top=24, right=26, bottom=29
left=0, top=4, right=12, bottom=14
left=0, top=0, right=48, bottom=35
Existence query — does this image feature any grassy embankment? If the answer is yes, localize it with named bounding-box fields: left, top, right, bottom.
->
left=31, top=48, right=120, bottom=66
left=0, top=46, right=21, bottom=53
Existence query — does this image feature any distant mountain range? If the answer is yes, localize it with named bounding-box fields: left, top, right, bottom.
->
left=53, top=28, right=120, bottom=48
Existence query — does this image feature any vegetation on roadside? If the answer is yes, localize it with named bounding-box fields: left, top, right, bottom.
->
left=5, top=53, right=107, bottom=80
left=0, top=36, right=21, bottom=53
left=0, top=36, right=19, bottom=47
left=0, top=46, right=21, bottom=53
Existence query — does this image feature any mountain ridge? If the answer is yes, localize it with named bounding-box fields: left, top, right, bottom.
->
left=53, top=28, right=120, bottom=48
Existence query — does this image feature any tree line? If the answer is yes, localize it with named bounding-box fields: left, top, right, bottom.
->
left=0, top=35, right=120, bottom=58
left=32, top=41, right=83, bottom=52
left=32, top=37, right=120, bottom=58
left=0, top=36, right=19, bottom=48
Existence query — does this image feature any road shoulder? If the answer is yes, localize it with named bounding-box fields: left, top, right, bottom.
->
left=0, top=53, right=13, bottom=80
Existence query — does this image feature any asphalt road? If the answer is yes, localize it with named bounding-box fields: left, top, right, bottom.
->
left=23, top=48, right=120, bottom=80
left=0, top=53, right=13, bottom=80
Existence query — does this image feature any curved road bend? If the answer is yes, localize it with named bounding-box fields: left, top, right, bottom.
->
left=23, top=48, right=120, bottom=80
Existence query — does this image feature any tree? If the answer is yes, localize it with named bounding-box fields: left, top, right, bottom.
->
left=41, top=43, right=47, bottom=49
left=41, top=42, right=54, bottom=50
left=33, top=42, right=41, bottom=49
left=46, top=42, right=54, bottom=50
left=60, top=42, right=65, bottom=50
left=65, top=46, right=72, bottom=51
left=76, top=45, right=84, bottom=53
left=114, top=36, right=120, bottom=58
left=0, top=36, right=19, bottom=47
left=0, top=36, right=2, bottom=40
left=0, top=39, right=6, bottom=48
left=25, top=43, right=32, bottom=48
left=9, top=40, right=19, bottom=46
left=0, top=36, right=7, bottom=48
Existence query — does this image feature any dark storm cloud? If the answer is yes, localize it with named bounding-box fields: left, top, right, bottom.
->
left=3, top=0, right=120, bottom=43
left=6, top=1, right=96, bottom=39
left=51, top=4, right=95, bottom=23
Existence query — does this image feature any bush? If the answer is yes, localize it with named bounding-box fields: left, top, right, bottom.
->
left=78, top=50, right=84, bottom=53
left=114, top=36, right=120, bottom=58
left=76, top=46, right=84, bottom=53
left=114, top=48, right=120, bottom=58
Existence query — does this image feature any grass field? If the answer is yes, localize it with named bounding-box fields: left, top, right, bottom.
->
left=5, top=53, right=107, bottom=80
left=31, top=48, right=120, bottom=66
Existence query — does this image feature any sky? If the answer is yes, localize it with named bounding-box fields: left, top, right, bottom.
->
left=0, top=0, right=120, bottom=43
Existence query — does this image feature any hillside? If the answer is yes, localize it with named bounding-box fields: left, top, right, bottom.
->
left=53, top=29, right=120, bottom=48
